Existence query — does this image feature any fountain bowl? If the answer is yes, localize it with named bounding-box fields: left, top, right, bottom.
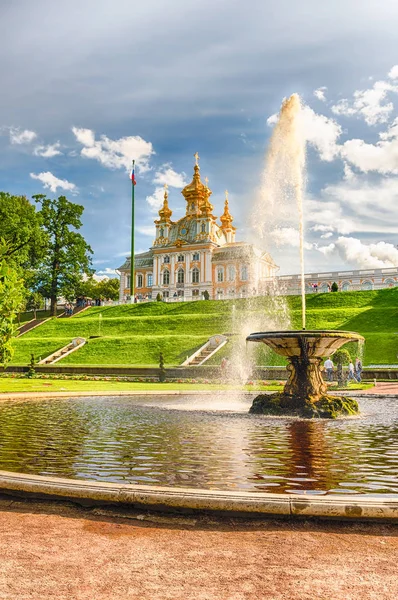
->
left=246, top=330, right=365, bottom=419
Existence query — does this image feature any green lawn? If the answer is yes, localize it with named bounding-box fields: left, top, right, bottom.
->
left=11, top=288, right=398, bottom=367
left=0, top=377, right=371, bottom=394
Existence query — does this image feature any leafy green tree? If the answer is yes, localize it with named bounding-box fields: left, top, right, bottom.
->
left=0, top=251, right=25, bottom=366
left=26, top=291, right=44, bottom=319
left=203, top=290, right=210, bottom=300
left=96, top=277, right=119, bottom=300
left=34, top=195, right=93, bottom=316
left=0, top=192, right=46, bottom=268
left=331, top=282, right=339, bottom=292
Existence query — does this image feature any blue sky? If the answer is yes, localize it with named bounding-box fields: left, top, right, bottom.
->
left=1, top=0, right=398, bottom=276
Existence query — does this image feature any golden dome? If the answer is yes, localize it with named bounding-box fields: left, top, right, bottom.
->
left=220, top=191, right=235, bottom=230
left=157, top=185, right=172, bottom=222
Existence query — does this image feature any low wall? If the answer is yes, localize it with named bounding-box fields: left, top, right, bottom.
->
left=2, top=365, right=398, bottom=380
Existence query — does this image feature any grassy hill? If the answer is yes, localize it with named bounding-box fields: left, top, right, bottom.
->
left=10, top=288, right=398, bottom=367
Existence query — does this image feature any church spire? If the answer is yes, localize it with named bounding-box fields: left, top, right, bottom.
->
left=220, top=190, right=236, bottom=243
left=156, top=184, right=172, bottom=223
left=181, top=153, right=209, bottom=216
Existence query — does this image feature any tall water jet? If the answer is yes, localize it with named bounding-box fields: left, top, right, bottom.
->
left=260, top=93, right=306, bottom=329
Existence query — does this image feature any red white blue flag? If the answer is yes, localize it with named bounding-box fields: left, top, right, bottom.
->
left=130, top=163, right=136, bottom=185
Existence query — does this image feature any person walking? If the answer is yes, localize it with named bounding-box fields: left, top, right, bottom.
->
left=347, top=361, right=356, bottom=382
left=324, top=357, right=334, bottom=382
left=355, top=357, right=363, bottom=382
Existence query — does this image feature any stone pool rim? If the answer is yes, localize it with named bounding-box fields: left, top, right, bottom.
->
left=0, top=469, right=397, bottom=521
left=0, top=390, right=397, bottom=521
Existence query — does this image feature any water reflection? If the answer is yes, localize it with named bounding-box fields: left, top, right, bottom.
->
left=0, top=395, right=396, bottom=495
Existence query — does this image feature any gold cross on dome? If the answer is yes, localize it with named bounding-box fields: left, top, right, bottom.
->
left=164, top=183, right=168, bottom=190
left=194, top=151, right=200, bottom=165
left=225, top=189, right=229, bottom=201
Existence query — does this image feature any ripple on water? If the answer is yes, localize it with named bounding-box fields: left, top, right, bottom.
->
left=0, top=395, right=396, bottom=495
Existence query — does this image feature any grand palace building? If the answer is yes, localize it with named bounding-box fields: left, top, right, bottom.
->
left=117, top=157, right=398, bottom=301
left=117, top=157, right=278, bottom=301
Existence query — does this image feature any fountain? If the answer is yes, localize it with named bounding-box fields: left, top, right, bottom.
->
left=247, top=94, right=364, bottom=418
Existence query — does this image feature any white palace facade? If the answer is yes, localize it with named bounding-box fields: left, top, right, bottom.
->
left=118, top=157, right=278, bottom=301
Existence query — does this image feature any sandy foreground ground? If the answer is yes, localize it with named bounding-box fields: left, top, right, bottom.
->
left=0, top=497, right=397, bottom=600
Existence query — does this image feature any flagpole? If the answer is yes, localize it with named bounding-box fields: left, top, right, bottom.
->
left=130, top=159, right=135, bottom=303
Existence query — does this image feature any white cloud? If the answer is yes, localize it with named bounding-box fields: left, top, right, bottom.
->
left=313, top=87, right=327, bottom=102
left=317, top=242, right=335, bottom=256
left=388, top=65, right=398, bottom=80
left=146, top=187, right=166, bottom=212
left=137, top=225, right=156, bottom=236
left=340, top=117, right=398, bottom=174
left=9, top=127, right=37, bottom=144
left=333, top=237, right=398, bottom=268
left=270, top=227, right=313, bottom=250
left=320, top=232, right=333, bottom=239
left=266, top=113, right=278, bottom=126
left=153, top=164, right=187, bottom=188
left=311, top=224, right=334, bottom=233
left=95, top=268, right=118, bottom=278
left=33, top=142, right=62, bottom=157
left=30, top=171, right=77, bottom=193
left=331, top=79, right=398, bottom=126
left=72, top=127, right=154, bottom=173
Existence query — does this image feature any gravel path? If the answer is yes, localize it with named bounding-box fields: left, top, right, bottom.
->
left=0, top=497, right=397, bottom=599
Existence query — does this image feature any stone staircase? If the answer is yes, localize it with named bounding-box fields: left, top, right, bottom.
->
left=182, top=335, right=228, bottom=367
left=17, top=317, right=51, bottom=337
left=38, top=337, right=86, bottom=365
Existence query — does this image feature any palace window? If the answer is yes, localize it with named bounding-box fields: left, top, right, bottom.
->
left=192, top=289, right=200, bottom=297
left=217, top=268, right=224, bottom=283
left=217, top=289, right=224, bottom=299
left=192, top=268, right=200, bottom=284
left=201, top=223, right=206, bottom=233
left=177, top=268, right=185, bottom=284
left=228, top=288, right=235, bottom=297
left=163, top=269, right=170, bottom=285
left=163, top=291, right=169, bottom=299
left=126, top=275, right=131, bottom=290
left=147, top=273, right=153, bottom=287
left=137, top=274, right=143, bottom=288
left=228, top=265, right=236, bottom=281
left=178, top=254, right=184, bottom=262
left=164, top=255, right=170, bottom=264
left=241, top=265, right=248, bottom=281
left=160, top=227, right=164, bottom=237
left=192, top=252, right=199, bottom=261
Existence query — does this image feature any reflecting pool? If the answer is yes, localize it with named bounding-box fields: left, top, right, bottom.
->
left=0, top=395, right=397, bottom=496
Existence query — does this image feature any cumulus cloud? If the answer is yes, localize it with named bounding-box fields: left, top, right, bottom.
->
left=270, top=227, right=313, bottom=250
left=388, top=65, right=398, bottom=80
left=333, top=237, right=398, bottom=268
left=30, top=171, right=77, bottom=193
left=317, top=242, right=335, bottom=256
left=9, top=127, right=37, bottom=144
left=95, top=268, right=118, bottom=278
left=146, top=164, right=187, bottom=212
left=137, top=225, right=156, bottom=236
left=33, top=142, right=62, bottom=157
left=313, top=86, right=327, bottom=102
left=72, top=127, right=154, bottom=173
left=331, top=79, right=398, bottom=126
left=153, top=164, right=187, bottom=188
left=320, top=231, right=333, bottom=239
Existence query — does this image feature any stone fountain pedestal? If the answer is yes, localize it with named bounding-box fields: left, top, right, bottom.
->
left=247, top=330, right=364, bottom=418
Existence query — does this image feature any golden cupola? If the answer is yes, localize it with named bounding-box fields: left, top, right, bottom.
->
left=156, top=184, right=173, bottom=223
left=220, top=191, right=235, bottom=230
left=200, top=176, right=214, bottom=217
left=181, top=152, right=208, bottom=216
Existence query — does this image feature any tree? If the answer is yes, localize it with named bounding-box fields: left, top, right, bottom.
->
left=203, top=290, right=210, bottom=300
left=0, top=252, right=25, bottom=366
left=331, top=282, right=339, bottom=292
left=0, top=193, right=47, bottom=292
left=96, top=277, right=119, bottom=300
left=26, top=291, right=44, bottom=319
left=156, top=293, right=162, bottom=302
left=34, top=195, right=93, bottom=316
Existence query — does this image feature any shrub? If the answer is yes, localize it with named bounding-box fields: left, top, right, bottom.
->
left=331, top=282, right=339, bottom=292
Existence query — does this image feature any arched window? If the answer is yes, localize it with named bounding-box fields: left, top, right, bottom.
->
left=137, top=274, right=143, bottom=288
left=201, top=223, right=206, bottom=233
left=163, top=255, right=170, bottom=264
left=192, top=268, right=200, bottom=284
left=319, top=283, right=329, bottom=293
left=217, top=268, right=224, bottom=283
left=228, top=265, right=236, bottom=281
left=147, top=274, right=153, bottom=287
left=341, top=281, right=350, bottom=292
left=178, top=254, right=184, bottom=262
left=384, top=278, right=396, bottom=287
left=361, top=280, right=373, bottom=291
left=163, top=269, right=170, bottom=285
left=160, top=227, right=164, bottom=237
left=191, top=202, right=195, bottom=210
left=192, top=252, right=199, bottom=261
left=241, top=265, right=248, bottom=281
left=177, top=268, right=185, bottom=284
